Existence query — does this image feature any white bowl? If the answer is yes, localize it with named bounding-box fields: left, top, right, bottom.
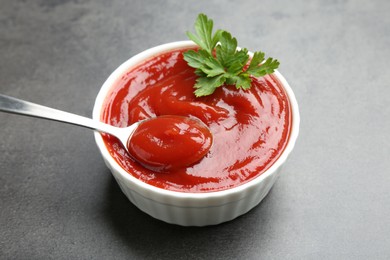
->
left=93, top=41, right=300, bottom=226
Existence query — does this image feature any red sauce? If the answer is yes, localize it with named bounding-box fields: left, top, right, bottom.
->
left=101, top=48, right=291, bottom=193
left=127, top=115, right=212, bottom=172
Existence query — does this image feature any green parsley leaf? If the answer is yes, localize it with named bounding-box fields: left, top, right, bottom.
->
left=183, top=49, right=209, bottom=68
left=184, top=13, right=280, bottom=97
left=246, top=52, right=280, bottom=77
left=186, top=13, right=222, bottom=55
left=234, top=74, right=252, bottom=90
left=194, top=75, right=226, bottom=97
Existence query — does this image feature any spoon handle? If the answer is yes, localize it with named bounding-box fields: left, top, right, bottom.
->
left=0, top=94, right=118, bottom=135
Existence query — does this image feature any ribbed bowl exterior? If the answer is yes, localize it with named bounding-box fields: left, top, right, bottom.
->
left=93, top=41, right=299, bottom=226
left=101, top=154, right=282, bottom=226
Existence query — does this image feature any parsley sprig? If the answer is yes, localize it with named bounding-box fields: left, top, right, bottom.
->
left=183, top=14, right=280, bottom=97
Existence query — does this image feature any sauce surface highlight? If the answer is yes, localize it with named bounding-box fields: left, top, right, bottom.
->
left=101, top=48, right=291, bottom=192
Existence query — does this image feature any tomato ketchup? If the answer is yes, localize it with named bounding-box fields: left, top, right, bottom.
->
left=101, top=48, right=291, bottom=192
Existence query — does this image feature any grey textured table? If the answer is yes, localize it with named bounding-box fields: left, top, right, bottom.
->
left=1, top=1, right=389, bottom=259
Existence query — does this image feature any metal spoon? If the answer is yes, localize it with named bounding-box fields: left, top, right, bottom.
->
left=0, top=94, right=140, bottom=152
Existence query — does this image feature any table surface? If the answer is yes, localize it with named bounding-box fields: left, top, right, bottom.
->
left=1, top=0, right=389, bottom=259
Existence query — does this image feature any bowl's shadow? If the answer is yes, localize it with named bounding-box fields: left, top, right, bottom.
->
left=102, top=174, right=277, bottom=259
